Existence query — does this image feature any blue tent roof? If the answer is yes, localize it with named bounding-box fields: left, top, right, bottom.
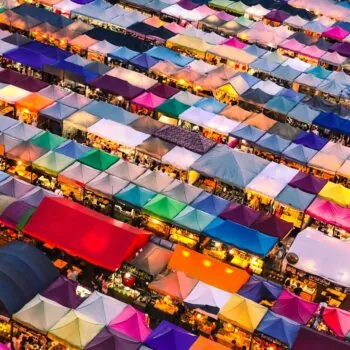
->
left=191, top=192, right=229, bottom=216
left=257, top=311, right=301, bottom=348
left=4, top=48, right=58, bottom=71
left=256, top=133, right=291, bottom=154
left=55, top=140, right=91, bottom=159
left=204, top=218, right=278, bottom=256
left=54, top=60, right=99, bottom=83
left=108, top=46, right=139, bottom=62
left=282, top=143, right=317, bottom=164
left=287, top=104, right=320, bottom=124
left=0, top=242, right=58, bottom=315
left=238, top=275, right=283, bottom=302
left=250, top=58, right=280, bottom=73
left=265, top=96, right=298, bottom=114
left=293, top=131, right=328, bottom=151
left=82, top=100, right=137, bottom=124
left=129, top=53, right=159, bottom=70
left=279, top=88, right=305, bottom=103
left=22, top=41, right=71, bottom=61
left=114, top=183, right=156, bottom=207
left=40, top=102, right=77, bottom=122
left=194, top=97, right=226, bottom=114
left=313, top=112, right=346, bottom=133
left=173, top=206, right=215, bottom=233
left=244, top=44, right=267, bottom=57
left=0, top=171, right=9, bottom=184
left=147, top=46, right=194, bottom=67
left=275, top=185, right=316, bottom=211
left=271, top=65, right=302, bottom=81
left=230, top=125, right=265, bottom=142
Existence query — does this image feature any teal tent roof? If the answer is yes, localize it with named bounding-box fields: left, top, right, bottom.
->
left=275, top=185, right=316, bottom=211
left=114, top=184, right=156, bottom=207
left=256, top=133, right=291, bottom=154
left=287, top=104, right=320, bottom=124
left=265, top=96, right=298, bottom=114
left=307, top=65, right=331, bottom=80
left=230, top=125, right=265, bottom=142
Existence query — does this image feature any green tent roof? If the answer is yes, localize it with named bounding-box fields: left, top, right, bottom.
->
left=209, top=0, right=233, bottom=10
left=30, top=131, right=66, bottom=151
left=114, top=184, right=156, bottom=208
left=227, top=2, right=248, bottom=15
left=17, top=207, right=36, bottom=231
left=156, top=99, right=190, bottom=119
left=143, top=194, right=187, bottom=221
left=78, top=149, right=119, bottom=171
left=33, top=151, right=75, bottom=176
left=173, top=206, right=215, bottom=233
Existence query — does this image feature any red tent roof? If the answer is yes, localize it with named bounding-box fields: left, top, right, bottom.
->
left=24, top=197, right=150, bottom=270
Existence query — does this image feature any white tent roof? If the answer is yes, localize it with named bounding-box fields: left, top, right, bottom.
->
left=252, top=80, right=283, bottom=95
left=88, top=40, right=118, bottom=54
left=58, top=162, right=100, bottom=185
left=133, top=169, right=174, bottom=192
left=53, top=0, right=82, bottom=12
left=49, top=310, right=104, bottom=348
left=107, top=66, right=158, bottom=90
left=258, top=162, right=298, bottom=184
left=174, top=91, right=202, bottom=106
left=179, top=106, right=215, bottom=127
left=203, top=114, right=240, bottom=135
left=76, top=291, right=127, bottom=325
left=245, top=4, right=269, bottom=17
left=106, top=159, right=146, bottom=181
left=321, top=51, right=347, bottom=65
left=187, top=60, right=217, bottom=75
left=184, top=281, right=232, bottom=316
left=287, top=227, right=350, bottom=288
left=322, top=142, right=350, bottom=161
left=0, top=85, right=31, bottom=104
left=87, top=119, right=150, bottom=148
left=208, top=45, right=257, bottom=65
left=282, top=58, right=311, bottom=72
left=295, top=73, right=323, bottom=88
left=284, top=15, right=308, bottom=28
left=13, top=295, right=69, bottom=334
left=162, top=146, right=201, bottom=170
left=246, top=174, right=286, bottom=199
left=86, top=172, right=129, bottom=197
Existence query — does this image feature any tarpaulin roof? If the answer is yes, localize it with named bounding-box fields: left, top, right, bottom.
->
left=271, top=290, right=318, bottom=324
left=0, top=241, right=58, bottom=315
left=204, top=218, right=278, bottom=256
left=161, top=180, right=202, bottom=205
left=16, top=93, right=53, bottom=113
left=147, top=46, right=194, bottom=67
left=39, top=85, right=69, bottom=101
left=245, top=113, right=277, bottom=131
left=107, top=160, right=145, bottom=182
left=308, top=151, right=345, bottom=174
left=156, top=98, right=189, bottom=118
left=109, top=46, right=139, bottom=61
left=162, top=146, right=201, bottom=171
left=246, top=174, right=286, bottom=199
left=148, top=83, right=179, bottom=99
left=145, top=321, right=197, bottom=350
left=318, top=182, right=350, bottom=207
left=173, top=206, right=215, bottom=232
left=77, top=291, right=127, bottom=325
left=132, top=92, right=165, bottom=110
left=322, top=307, right=350, bottom=338
left=0, top=199, right=35, bottom=230
left=6, top=141, right=48, bottom=165
left=293, top=326, right=350, bottom=350
left=143, top=194, right=187, bottom=221
left=238, top=275, right=283, bottom=303
left=42, top=276, right=84, bottom=309
left=58, top=162, right=100, bottom=187
left=25, top=197, right=149, bottom=270
left=133, top=169, right=174, bottom=192
left=287, top=104, right=320, bottom=124
left=184, top=281, right=232, bottom=315
left=130, top=116, right=164, bottom=134
left=194, top=97, right=226, bottom=114
left=257, top=311, right=301, bottom=348
left=307, top=65, right=331, bottom=79
left=130, top=53, right=159, bottom=70
left=136, top=137, right=175, bottom=160
left=30, top=131, right=66, bottom=151
left=55, top=140, right=91, bottom=160
left=282, top=143, right=317, bottom=164
left=115, top=184, right=156, bottom=208
left=230, top=124, right=265, bottom=143
left=220, top=202, right=261, bottom=227
left=0, top=177, right=34, bottom=198
left=256, top=133, right=291, bottom=154
left=33, top=151, right=75, bottom=176
left=13, top=76, right=49, bottom=92
left=40, top=102, right=77, bottom=122
left=265, top=96, right=298, bottom=115
left=79, top=149, right=118, bottom=171
left=21, top=187, right=58, bottom=208
left=219, top=294, right=268, bottom=332
left=191, top=192, right=229, bottom=216
left=48, top=310, right=104, bottom=348
left=191, top=144, right=269, bottom=188
left=149, top=271, right=198, bottom=300
left=169, top=245, right=249, bottom=293
left=60, top=92, right=92, bottom=109
left=13, top=295, right=69, bottom=334
left=275, top=185, right=315, bottom=211
left=0, top=116, right=18, bottom=132
left=86, top=173, right=128, bottom=199
left=0, top=85, right=31, bottom=104
left=128, top=242, right=172, bottom=277
left=5, top=122, right=41, bottom=141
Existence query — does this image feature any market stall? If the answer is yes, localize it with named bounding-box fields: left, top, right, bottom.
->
left=0, top=85, right=31, bottom=118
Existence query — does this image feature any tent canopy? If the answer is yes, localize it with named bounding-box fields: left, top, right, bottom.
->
left=275, top=185, right=315, bottom=211
left=133, top=169, right=174, bottom=192
left=219, top=202, right=261, bottom=227
left=33, top=151, right=74, bottom=176
left=79, top=149, right=119, bottom=171
left=58, top=162, right=100, bottom=187
left=161, top=180, right=202, bottom=205
left=24, top=197, right=150, bottom=270
left=191, top=192, right=229, bottom=216
left=250, top=214, right=293, bottom=239
left=86, top=173, right=129, bottom=199
left=115, top=184, right=156, bottom=208
left=136, top=137, right=175, bottom=161
left=55, top=140, right=91, bottom=160
left=0, top=242, right=58, bottom=315
left=30, top=131, right=66, bottom=151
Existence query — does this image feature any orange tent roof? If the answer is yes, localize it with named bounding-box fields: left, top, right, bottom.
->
left=190, top=336, right=228, bottom=350
left=168, top=245, right=249, bottom=293
left=16, top=93, right=54, bottom=112
left=69, top=35, right=98, bottom=49
left=245, top=113, right=277, bottom=131
left=148, top=271, right=198, bottom=300
left=220, top=105, right=254, bottom=122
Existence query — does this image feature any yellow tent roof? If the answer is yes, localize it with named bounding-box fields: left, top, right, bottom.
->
left=167, top=34, right=214, bottom=53
left=218, top=294, right=267, bottom=333
left=319, top=182, right=350, bottom=207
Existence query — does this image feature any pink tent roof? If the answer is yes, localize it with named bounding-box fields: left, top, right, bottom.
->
left=109, top=306, right=151, bottom=342
left=299, top=45, right=326, bottom=59
left=323, top=307, right=350, bottom=338
left=132, top=92, right=166, bottom=110
left=306, top=197, right=350, bottom=232
left=323, top=26, right=349, bottom=41
left=271, top=290, right=318, bottom=325
left=196, top=5, right=217, bottom=17
left=321, top=51, right=347, bottom=65
left=279, top=38, right=306, bottom=52
left=222, top=37, right=247, bottom=49
left=164, top=22, right=185, bottom=34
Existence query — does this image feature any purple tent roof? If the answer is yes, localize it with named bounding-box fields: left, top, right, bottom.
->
left=85, top=327, right=141, bottom=350
left=288, top=172, right=327, bottom=194
left=0, top=178, right=35, bottom=198
left=144, top=321, right=198, bottom=350
left=0, top=68, right=26, bottom=84
left=89, top=75, right=144, bottom=100
left=219, top=202, right=262, bottom=227
left=330, top=42, right=350, bottom=58
left=13, top=76, right=49, bottom=92
left=0, top=200, right=34, bottom=229
left=264, top=9, right=290, bottom=22
left=148, top=83, right=180, bottom=99
left=250, top=214, right=293, bottom=239
left=293, top=131, right=328, bottom=151
left=71, top=0, right=94, bottom=3
left=154, top=125, right=216, bottom=155
left=42, top=276, right=85, bottom=308
left=178, top=0, right=199, bottom=10
left=293, top=326, right=350, bottom=350
left=271, top=290, right=318, bottom=325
